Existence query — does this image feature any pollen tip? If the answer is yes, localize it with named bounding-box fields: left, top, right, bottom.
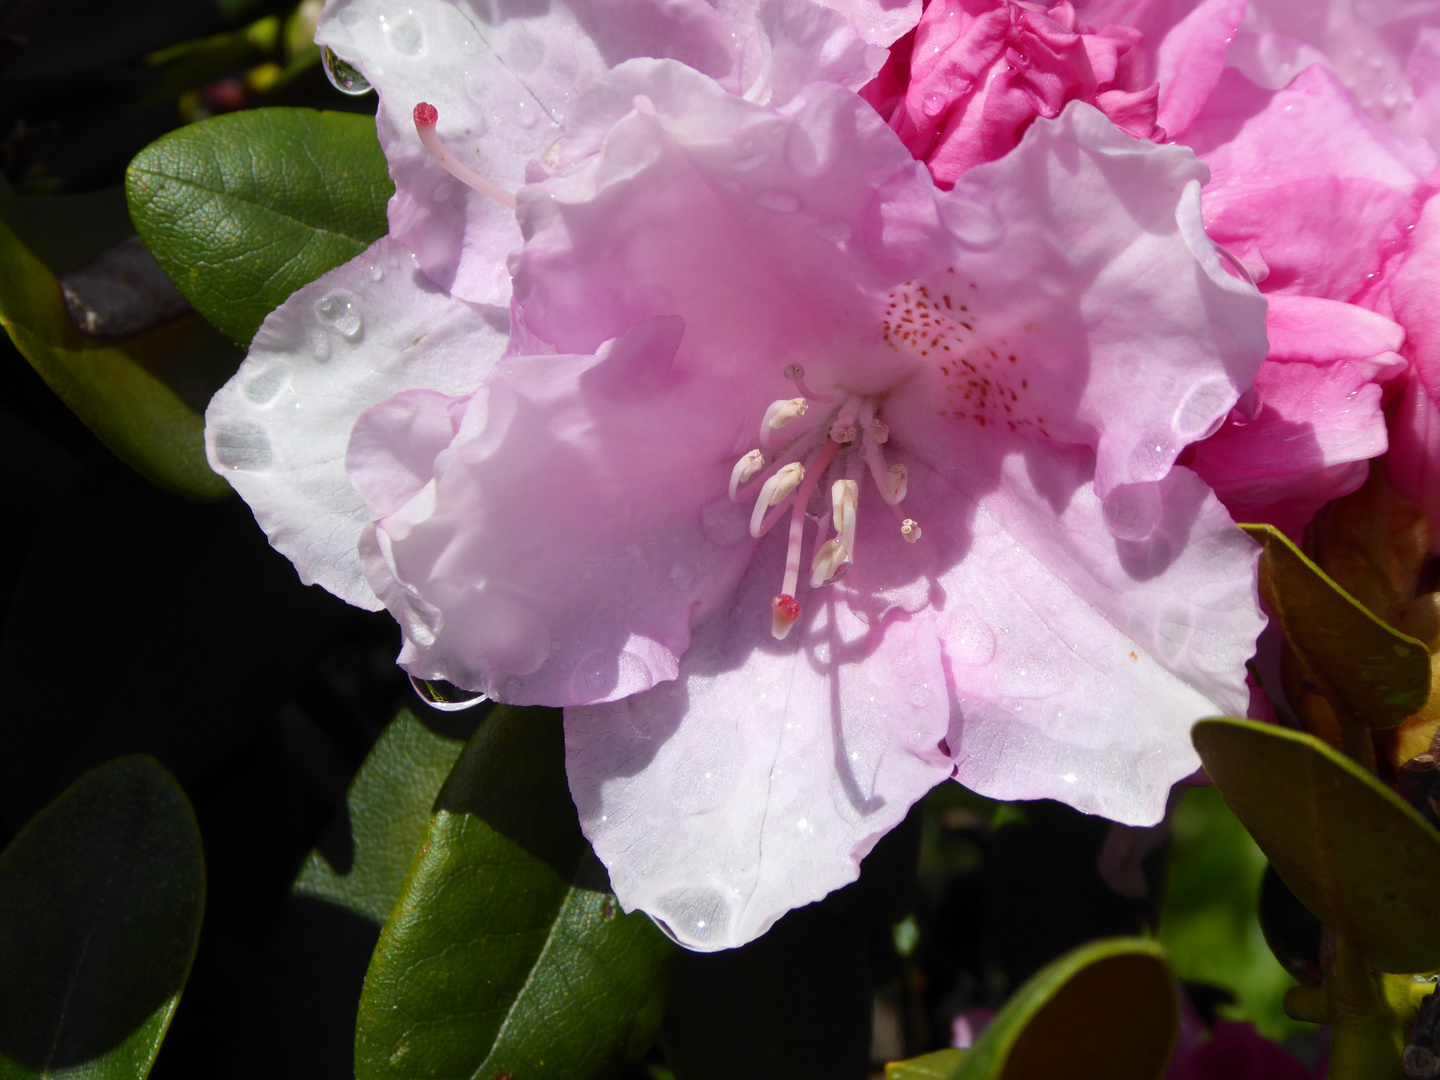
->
left=413, top=101, right=439, bottom=128
left=772, top=594, right=801, bottom=639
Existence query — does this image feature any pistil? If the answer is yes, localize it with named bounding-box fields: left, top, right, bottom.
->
left=412, top=102, right=518, bottom=210
left=772, top=438, right=843, bottom=639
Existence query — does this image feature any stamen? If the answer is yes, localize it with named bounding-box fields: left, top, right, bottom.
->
left=869, top=418, right=889, bottom=443
left=829, top=400, right=859, bottom=444
left=763, top=397, right=809, bottom=431
left=413, top=102, right=518, bottom=210
left=773, top=438, right=843, bottom=640
left=902, top=518, right=922, bottom=543
left=811, top=539, right=850, bottom=587
left=784, top=364, right=835, bottom=403
left=832, top=479, right=858, bottom=549
left=750, top=462, right=805, bottom=538
left=884, top=464, right=908, bottom=504
left=729, top=449, right=766, bottom=502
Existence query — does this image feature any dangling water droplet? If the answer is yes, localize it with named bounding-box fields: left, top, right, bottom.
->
left=314, top=289, right=363, bottom=342
left=1103, top=481, right=1163, bottom=542
left=212, top=422, right=274, bottom=471
left=409, top=674, right=488, bottom=712
left=321, top=46, right=373, bottom=95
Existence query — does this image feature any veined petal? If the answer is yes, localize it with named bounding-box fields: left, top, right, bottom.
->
left=204, top=237, right=506, bottom=608
left=566, top=508, right=953, bottom=951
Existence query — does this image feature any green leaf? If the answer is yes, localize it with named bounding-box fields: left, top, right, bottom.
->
left=1156, top=786, right=1305, bottom=1040
left=0, top=756, right=204, bottom=1080
left=953, top=938, right=1177, bottom=1080
left=885, top=1049, right=967, bottom=1079
left=295, top=706, right=474, bottom=923
left=0, top=217, right=236, bottom=500
left=223, top=706, right=476, bottom=1079
left=356, top=706, right=673, bottom=1080
left=1241, top=523, right=1430, bottom=728
left=126, top=108, right=393, bottom=345
left=1193, top=717, right=1440, bottom=973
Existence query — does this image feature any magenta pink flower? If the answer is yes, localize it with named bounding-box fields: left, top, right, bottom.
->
left=206, top=3, right=1268, bottom=948
left=860, top=0, right=1161, bottom=186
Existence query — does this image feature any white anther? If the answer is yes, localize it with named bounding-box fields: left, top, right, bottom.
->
left=729, top=449, right=766, bottom=502
left=884, top=463, right=908, bottom=504
left=811, top=537, right=852, bottom=587
left=869, top=418, right=889, bottom=443
left=830, top=421, right=858, bottom=443
left=901, top=518, right=922, bottom=543
left=751, top=462, right=806, bottom=538
left=769, top=462, right=807, bottom=505
left=764, top=398, right=809, bottom=430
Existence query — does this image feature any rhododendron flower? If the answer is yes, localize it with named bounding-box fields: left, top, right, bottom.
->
left=208, top=23, right=1266, bottom=945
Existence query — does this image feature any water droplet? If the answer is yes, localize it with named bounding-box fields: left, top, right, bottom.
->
left=213, top=422, right=274, bottom=470
left=1103, top=481, right=1163, bottom=542
left=369, top=264, right=384, bottom=282
left=463, top=71, right=490, bottom=103
left=921, top=92, right=947, bottom=119
left=409, top=674, right=488, bottom=711
left=321, top=46, right=372, bottom=95
left=310, top=331, right=332, bottom=361
left=652, top=886, right=732, bottom=949
left=243, top=365, right=287, bottom=404
left=505, top=29, right=545, bottom=72
left=908, top=685, right=933, bottom=708
left=757, top=190, right=799, bottom=212
left=947, top=605, right=996, bottom=665
left=515, top=100, right=539, bottom=129
left=942, top=192, right=1003, bottom=250
left=431, top=180, right=454, bottom=203
left=601, top=898, right=617, bottom=921
left=383, top=10, right=426, bottom=56
left=818, top=215, right=851, bottom=243
left=1127, top=432, right=1174, bottom=479
left=314, top=289, right=363, bottom=342
left=1172, top=377, right=1234, bottom=440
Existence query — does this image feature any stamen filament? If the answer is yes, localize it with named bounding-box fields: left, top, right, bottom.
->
left=784, top=364, right=835, bottom=403
left=773, top=438, right=843, bottom=640
left=750, top=462, right=805, bottom=538
left=413, top=102, right=518, bottom=210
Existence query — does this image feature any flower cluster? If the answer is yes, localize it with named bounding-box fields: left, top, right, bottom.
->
left=202, top=0, right=1440, bottom=950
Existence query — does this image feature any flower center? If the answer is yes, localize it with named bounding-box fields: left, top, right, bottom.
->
left=728, top=366, right=921, bottom=640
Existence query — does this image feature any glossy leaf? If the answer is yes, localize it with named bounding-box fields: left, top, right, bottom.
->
left=1157, top=786, right=1305, bottom=1040
left=0, top=218, right=235, bottom=500
left=885, top=1050, right=967, bottom=1079
left=953, top=938, right=1177, bottom=1080
left=223, top=706, right=474, bottom=1079
left=126, top=108, right=392, bottom=345
left=1194, top=717, right=1440, bottom=973
left=355, top=706, right=673, bottom=1080
left=0, top=756, right=204, bottom=1080
left=1242, top=523, right=1429, bottom=728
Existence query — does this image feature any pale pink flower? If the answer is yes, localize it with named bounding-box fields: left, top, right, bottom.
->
left=207, top=9, right=1268, bottom=948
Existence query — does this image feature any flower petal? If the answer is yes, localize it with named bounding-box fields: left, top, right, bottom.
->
left=565, top=512, right=953, bottom=951
left=920, top=449, right=1263, bottom=825
left=355, top=317, right=764, bottom=700
left=316, top=0, right=738, bottom=306
left=204, top=237, right=506, bottom=608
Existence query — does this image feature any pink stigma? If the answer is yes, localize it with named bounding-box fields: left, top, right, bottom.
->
left=772, top=594, right=802, bottom=639
left=411, top=101, right=517, bottom=211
